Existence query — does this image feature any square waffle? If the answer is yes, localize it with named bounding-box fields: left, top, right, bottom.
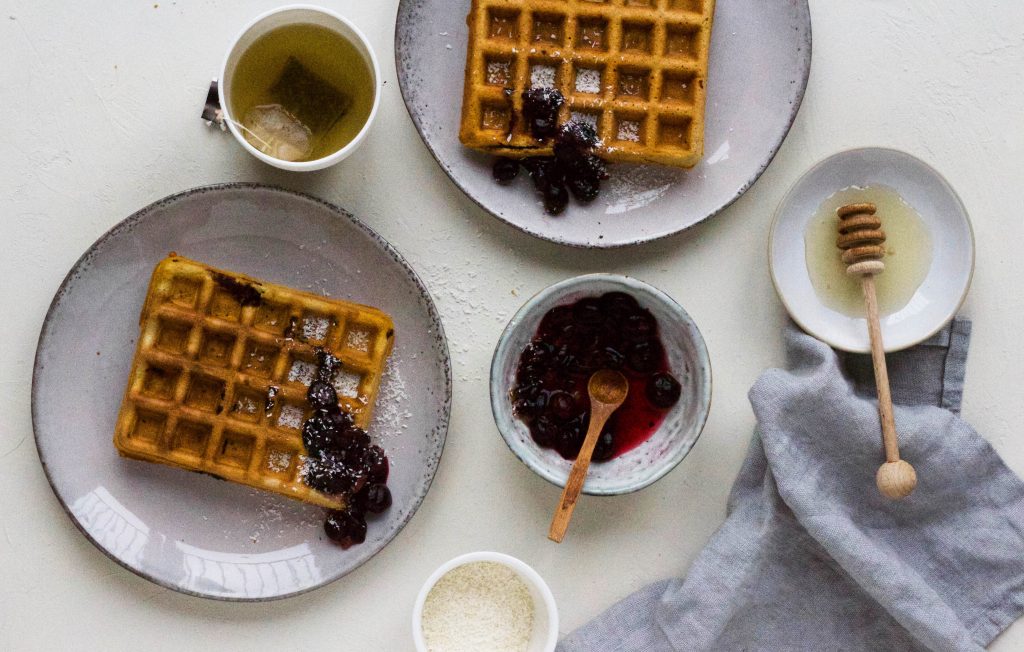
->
left=459, top=0, right=715, bottom=168
left=112, top=255, right=395, bottom=509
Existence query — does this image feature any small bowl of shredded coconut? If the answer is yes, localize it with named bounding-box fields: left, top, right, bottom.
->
left=413, top=552, right=558, bottom=652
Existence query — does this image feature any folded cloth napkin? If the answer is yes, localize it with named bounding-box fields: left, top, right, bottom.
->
left=558, top=320, right=1024, bottom=652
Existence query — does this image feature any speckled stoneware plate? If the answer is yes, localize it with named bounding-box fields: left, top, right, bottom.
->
left=31, top=184, right=451, bottom=601
left=490, top=274, right=711, bottom=495
left=396, top=0, right=811, bottom=248
left=770, top=148, right=975, bottom=353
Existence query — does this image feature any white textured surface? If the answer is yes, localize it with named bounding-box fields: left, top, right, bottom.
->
left=1, top=1, right=1023, bottom=650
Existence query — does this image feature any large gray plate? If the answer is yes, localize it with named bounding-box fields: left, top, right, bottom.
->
left=31, top=184, right=451, bottom=601
left=396, top=0, right=812, bottom=248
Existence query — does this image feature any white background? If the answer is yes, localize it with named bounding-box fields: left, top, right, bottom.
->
left=2, top=1, right=1023, bottom=649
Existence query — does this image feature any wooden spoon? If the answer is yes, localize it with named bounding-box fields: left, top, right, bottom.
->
left=548, top=369, right=629, bottom=543
left=836, top=202, right=918, bottom=499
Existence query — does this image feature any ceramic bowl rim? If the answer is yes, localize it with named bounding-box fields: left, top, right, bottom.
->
left=489, top=273, right=713, bottom=496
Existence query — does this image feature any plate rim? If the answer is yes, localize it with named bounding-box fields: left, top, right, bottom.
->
left=30, top=182, right=453, bottom=601
left=768, top=146, right=977, bottom=353
left=394, top=0, right=813, bottom=249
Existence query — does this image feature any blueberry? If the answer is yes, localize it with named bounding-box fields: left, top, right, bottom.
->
left=302, top=414, right=338, bottom=455
left=547, top=390, right=579, bottom=421
left=572, top=297, right=604, bottom=324
left=647, top=373, right=682, bottom=408
left=304, top=452, right=353, bottom=494
left=544, top=183, right=570, bottom=215
left=592, top=428, right=616, bottom=462
left=366, top=445, right=390, bottom=484
left=623, top=311, right=657, bottom=342
left=600, top=292, right=640, bottom=319
left=362, top=483, right=392, bottom=514
left=627, top=340, right=664, bottom=374
left=531, top=414, right=559, bottom=447
left=315, top=349, right=342, bottom=379
left=513, top=390, right=547, bottom=419
left=324, top=509, right=367, bottom=548
left=320, top=407, right=353, bottom=432
left=597, top=345, right=626, bottom=370
left=493, top=158, right=520, bottom=183
left=521, top=88, right=565, bottom=140
left=307, top=380, right=338, bottom=409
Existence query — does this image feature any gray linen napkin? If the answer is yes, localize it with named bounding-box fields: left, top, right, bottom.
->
left=558, top=320, right=1024, bottom=651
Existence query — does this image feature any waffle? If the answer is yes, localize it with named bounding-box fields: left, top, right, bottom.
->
left=112, top=255, right=395, bottom=510
left=459, top=0, right=715, bottom=168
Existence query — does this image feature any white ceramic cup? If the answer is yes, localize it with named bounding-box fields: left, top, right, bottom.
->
left=412, top=552, right=559, bottom=652
left=218, top=5, right=381, bottom=171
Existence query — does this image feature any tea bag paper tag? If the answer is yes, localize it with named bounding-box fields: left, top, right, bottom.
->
left=201, top=79, right=226, bottom=131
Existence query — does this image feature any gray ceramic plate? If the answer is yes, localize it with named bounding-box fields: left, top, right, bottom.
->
left=395, top=0, right=811, bottom=248
left=31, top=184, right=451, bottom=601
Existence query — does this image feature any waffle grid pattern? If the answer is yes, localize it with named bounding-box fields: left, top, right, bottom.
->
left=113, top=256, right=395, bottom=509
left=460, top=0, right=715, bottom=168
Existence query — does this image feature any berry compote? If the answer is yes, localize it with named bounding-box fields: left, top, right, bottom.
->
left=300, top=348, right=391, bottom=549
left=510, top=292, right=681, bottom=461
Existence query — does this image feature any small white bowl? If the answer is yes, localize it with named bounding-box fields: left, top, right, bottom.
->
left=769, top=147, right=975, bottom=352
left=490, top=274, right=712, bottom=496
left=219, top=5, right=382, bottom=171
left=412, top=552, right=559, bottom=652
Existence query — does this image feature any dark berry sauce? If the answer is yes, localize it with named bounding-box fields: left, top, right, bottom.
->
left=300, top=348, right=391, bottom=549
left=492, top=89, right=609, bottom=216
left=511, top=293, right=681, bottom=460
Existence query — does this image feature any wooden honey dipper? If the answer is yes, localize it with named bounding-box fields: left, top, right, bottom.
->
left=837, top=202, right=918, bottom=499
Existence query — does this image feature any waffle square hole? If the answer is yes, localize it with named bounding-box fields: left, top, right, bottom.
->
left=616, top=69, right=651, bottom=100
left=264, top=446, right=297, bottom=477
left=625, top=0, right=655, bottom=6
left=129, top=409, right=166, bottom=444
left=615, top=114, right=647, bottom=144
left=531, top=14, right=565, bottom=46
left=169, top=420, right=211, bottom=456
left=140, top=364, right=181, bottom=401
left=208, top=288, right=243, bottom=322
left=484, top=56, right=514, bottom=86
left=576, top=17, right=609, bottom=51
left=668, top=0, right=703, bottom=12
left=286, top=353, right=319, bottom=387
left=574, top=66, right=604, bottom=95
left=198, top=330, right=237, bottom=368
left=621, top=22, right=655, bottom=54
left=167, top=276, right=201, bottom=309
left=241, top=341, right=279, bottom=377
left=155, top=318, right=192, bottom=355
left=661, top=71, right=696, bottom=104
left=253, top=301, right=292, bottom=335
left=229, top=387, right=264, bottom=423
left=300, top=312, right=333, bottom=343
left=480, top=103, right=512, bottom=132
left=345, top=324, right=375, bottom=353
left=215, top=432, right=255, bottom=469
left=487, top=8, right=520, bottom=41
left=529, top=61, right=560, bottom=89
left=665, top=24, right=698, bottom=59
left=184, top=374, right=226, bottom=414
left=333, top=366, right=364, bottom=399
left=276, top=402, right=306, bottom=431
left=570, top=111, right=601, bottom=132
left=657, top=116, right=693, bottom=149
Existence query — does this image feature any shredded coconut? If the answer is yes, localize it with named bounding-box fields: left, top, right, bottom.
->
left=530, top=64, right=557, bottom=89
left=346, top=327, right=371, bottom=352
left=421, top=562, right=535, bottom=652
left=233, top=395, right=257, bottom=415
left=267, top=450, right=292, bottom=473
left=574, top=67, right=601, bottom=94
left=486, top=61, right=511, bottom=85
left=570, top=111, right=599, bottom=131
left=277, top=404, right=305, bottom=430
left=617, top=120, right=641, bottom=142
left=333, top=368, right=362, bottom=398
left=287, top=359, right=317, bottom=386
left=302, top=315, right=330, bottom=341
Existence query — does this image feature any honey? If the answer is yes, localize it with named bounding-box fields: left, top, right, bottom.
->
left=804, top=185, right=932, bottom=317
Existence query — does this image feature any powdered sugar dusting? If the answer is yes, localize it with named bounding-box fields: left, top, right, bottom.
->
left=302, top=315, right=330, bottom=341
left=571, top=111, right=599, bottom=131
left=603, top=163, right=685, bottom=215
left=346, top=327, right=371, bottom=352
left=333, top=368, right=362, bottom=398
left=575, top=67, right=601, bottom=94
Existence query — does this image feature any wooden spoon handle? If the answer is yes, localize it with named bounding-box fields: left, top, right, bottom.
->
left=548, top=404, right=614, bottom=543
left=861, top=275, right=900, bottom=463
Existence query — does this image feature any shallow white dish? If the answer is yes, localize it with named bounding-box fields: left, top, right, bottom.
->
left=490, top=274, right=712, bottom=495
left=770, top=147, right=975, bottom=353
left=412, top=551, right=558, bottom=652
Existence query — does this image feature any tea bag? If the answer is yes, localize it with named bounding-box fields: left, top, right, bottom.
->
left=269, top=57, right=352, bottom=134
left=242, top=104, right=314, bottom=162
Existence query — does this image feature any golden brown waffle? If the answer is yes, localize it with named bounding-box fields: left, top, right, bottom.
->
left=112, top=255, right=395, bottom=509
left=459, top=0, right=715, bottom=168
